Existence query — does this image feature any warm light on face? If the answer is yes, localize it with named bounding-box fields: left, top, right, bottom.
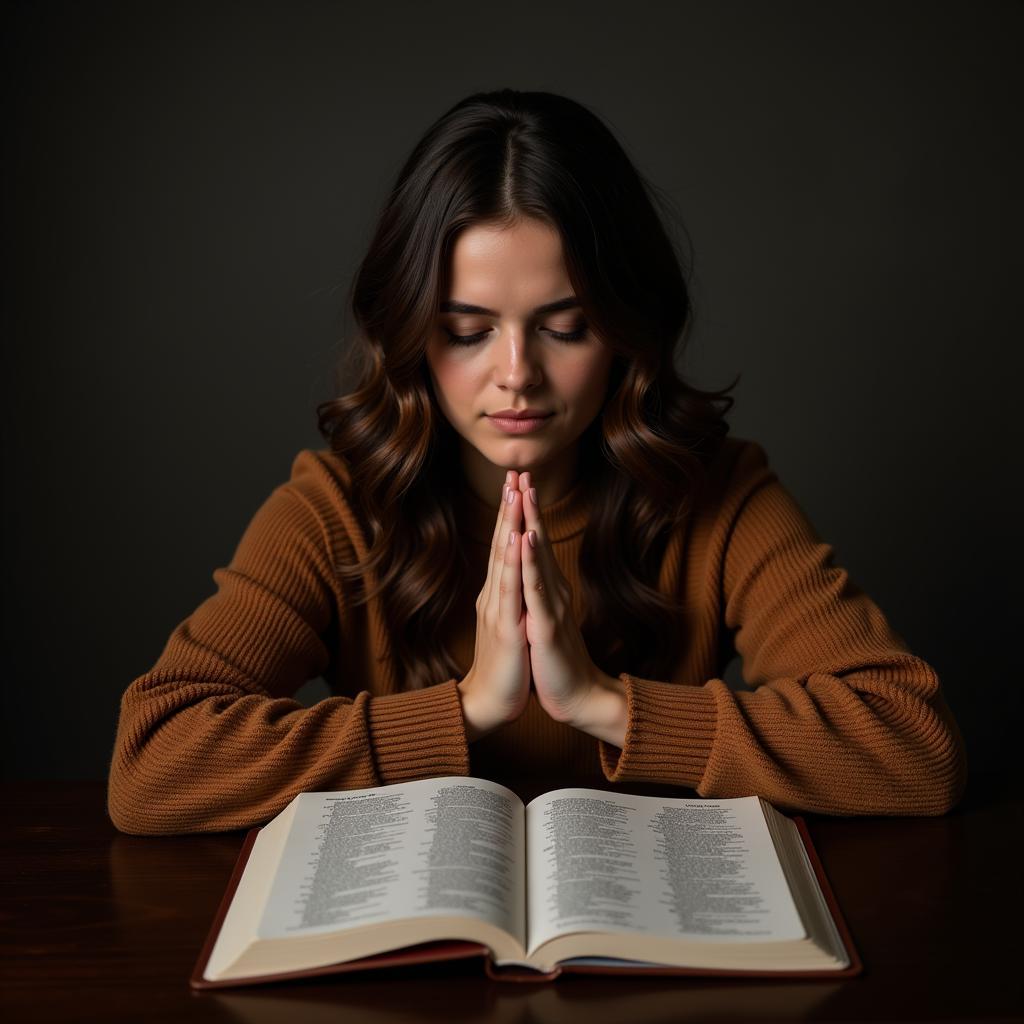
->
left=424, top=218, right=614, bottom=476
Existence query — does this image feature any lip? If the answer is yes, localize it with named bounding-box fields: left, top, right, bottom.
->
left=487, top=413, right=553, bottom=435
left=488, top=408, right=551, bottom=419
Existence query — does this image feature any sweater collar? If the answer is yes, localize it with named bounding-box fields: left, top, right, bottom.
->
left=456, top=474, right=588, bottom=546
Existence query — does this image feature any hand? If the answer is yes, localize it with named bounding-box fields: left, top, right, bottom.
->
left=517, top=471, right=603, bottom=726
left=457, top=471, right=532, bottom=741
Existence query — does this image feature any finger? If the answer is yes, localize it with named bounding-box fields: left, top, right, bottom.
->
left=519, top=503, right=552, bottom=621
left=481, top=470, right=513, bottom=611
left=518, top=472, right=555, bottom=619
left=518, top=471, right=558, bottom=592
left=489, top=474, right=522, bottom=610
left=490, top=469, right=514, bottom=550
left=500, top=515, right=523, bottom=629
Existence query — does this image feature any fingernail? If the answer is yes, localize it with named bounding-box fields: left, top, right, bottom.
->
left=502, top=484, right=508, bottom=501
left=505, top=470, right=512, bottom=486
left=529, top=487, right=538, bottom=506
left=508, top=530, right=515, bottom=546
left=527, top=530, right=537, bottom=548
left=507, top=487, right=515, bottom=504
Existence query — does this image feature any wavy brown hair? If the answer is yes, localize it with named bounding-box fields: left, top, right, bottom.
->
left=316, top=88, right=739, bottom=690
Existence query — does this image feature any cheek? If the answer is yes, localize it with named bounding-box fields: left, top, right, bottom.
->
left=428, top=354, right=476, bottom=411
left=558, top=351, right=613, bottom=404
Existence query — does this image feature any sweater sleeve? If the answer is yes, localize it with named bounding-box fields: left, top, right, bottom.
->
left=597, top=445, right=968, bottom=817
left=107, top=457, right=471, bottom=836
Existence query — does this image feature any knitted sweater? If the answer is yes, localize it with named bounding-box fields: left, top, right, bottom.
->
left=107, top=437, right=968, bottom=834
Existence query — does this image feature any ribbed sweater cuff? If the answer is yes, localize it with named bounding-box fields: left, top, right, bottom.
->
left=367, top=679, right=471, bottom=784
left=598, top=674, right=717, bottom=788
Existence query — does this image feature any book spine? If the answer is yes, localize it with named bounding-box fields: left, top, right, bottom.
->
left=483, top=959, right=563, bottom=983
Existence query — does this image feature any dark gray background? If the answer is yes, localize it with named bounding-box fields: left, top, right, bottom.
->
left=4, top=0, right=1021, bottom=783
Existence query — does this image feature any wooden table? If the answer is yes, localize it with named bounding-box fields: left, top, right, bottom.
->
left=2, top=776, right=1020, bottom=1023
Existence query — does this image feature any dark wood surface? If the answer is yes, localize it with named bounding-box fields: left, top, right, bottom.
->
left=2, top=776, right=1020, bottom=1023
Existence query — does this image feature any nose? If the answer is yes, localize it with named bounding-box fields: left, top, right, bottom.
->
left=493, top=325, right=543, bottom=391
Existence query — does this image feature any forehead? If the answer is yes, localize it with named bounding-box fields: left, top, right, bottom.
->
left=447, top=220, right=572, bottom=301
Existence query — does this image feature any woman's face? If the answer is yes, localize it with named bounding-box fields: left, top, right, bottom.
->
left=424, top=218, right=615, bottom=502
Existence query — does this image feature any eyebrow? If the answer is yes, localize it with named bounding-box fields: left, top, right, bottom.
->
left=439, top=296, right=581, bottom=317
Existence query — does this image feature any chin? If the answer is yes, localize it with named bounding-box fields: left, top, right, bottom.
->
left=494, top=447, right=553, bottom=474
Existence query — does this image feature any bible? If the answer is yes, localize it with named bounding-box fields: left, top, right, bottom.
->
left=190, top=776, right=862, bottom=988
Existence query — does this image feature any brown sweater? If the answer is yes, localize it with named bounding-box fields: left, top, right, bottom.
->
left=107, top=437, right=968, bottom=834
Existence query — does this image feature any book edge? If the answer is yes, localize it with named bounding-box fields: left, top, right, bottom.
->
left=189, top=826, right=261, bottom=989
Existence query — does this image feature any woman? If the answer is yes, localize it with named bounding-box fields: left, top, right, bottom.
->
left=107, top=89, right=967, bottom=835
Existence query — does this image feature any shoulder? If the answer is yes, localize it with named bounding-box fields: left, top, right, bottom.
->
left=683, top=435, right=782, bottom=542
left=282, top=447, right=355, bottom=506
left=264, top=447, right=366, bottom=559
left=701, top=434, right=774, bottom=501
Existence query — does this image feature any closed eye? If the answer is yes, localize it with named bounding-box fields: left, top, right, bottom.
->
left=443, top=325, right=589, bottom=347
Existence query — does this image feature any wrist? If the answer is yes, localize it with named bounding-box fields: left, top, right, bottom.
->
left=570, top=672, right=628, bottom=747
left=457, top=676, right=501, bottom=743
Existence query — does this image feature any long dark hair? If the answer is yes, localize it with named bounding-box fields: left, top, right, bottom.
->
left=316, top=88, right=739, bottom=690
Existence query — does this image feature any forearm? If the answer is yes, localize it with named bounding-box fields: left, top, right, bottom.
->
left=110, top=675, right=471, bottom=835
left=697, top=669, right=967, bottom=815
left=576, top=666, right=967, bottom=817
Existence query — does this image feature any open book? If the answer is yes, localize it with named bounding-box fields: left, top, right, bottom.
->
left=191, top=776, right=861, bottom=988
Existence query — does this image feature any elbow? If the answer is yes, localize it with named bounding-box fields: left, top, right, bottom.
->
left=107, top=775, right=150, bottom=836
left=107, top=725, right=207, bottom=836
left=106, top=688, right=191, bottom=834
left=107, top=739, right=238, bottom=835
left=107, top=750, right=178, bottom=836
left=813, top=731, right=967, bottom=819
left=913, top=685, right=970, bottom=815
left=107, top=784, right=149, bottom=836
left=106, top=709, right=176, bottom=835
left=106, top=691, right=255, bottom=835
left=107, top=754, right=219, bottom=835
left=814, top=690, right=969, bottom=818
left=882, top=699, right=969, bottom=817
left=916, top=709, right=969, bottom=816
left=834, top=672, right=967, bottom=816
left=901, top=745, right=968, bottom=817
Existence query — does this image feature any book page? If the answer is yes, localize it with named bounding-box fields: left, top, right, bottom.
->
left=525, top=790, right=804, bottom=956
left=257, top=776, right=525, bottom=948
